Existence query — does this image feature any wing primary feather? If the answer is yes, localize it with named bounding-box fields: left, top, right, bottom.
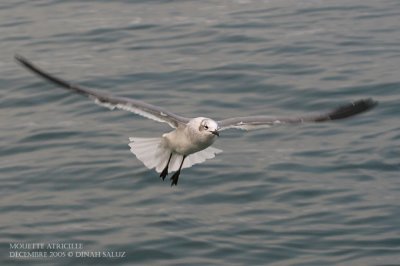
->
left=313, top=98, right=378, bottom=122
left=218, top=98, right=377, bottom=131
left=14, top=54, right=190, bottom=128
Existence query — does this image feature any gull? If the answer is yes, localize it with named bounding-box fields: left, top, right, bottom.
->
left=15, top=55, right=377, bottom=186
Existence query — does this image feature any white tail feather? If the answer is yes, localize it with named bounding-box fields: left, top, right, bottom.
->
left=128, top=137, right=222, bottom=173
left=182, top=146, right=222, bottom=170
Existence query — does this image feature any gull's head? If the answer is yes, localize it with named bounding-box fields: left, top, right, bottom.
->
left=190, top=117, right=220, bottom=138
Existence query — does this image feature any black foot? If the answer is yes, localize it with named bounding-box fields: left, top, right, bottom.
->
left=160, top=153, right=172, bottom=181
left=160, top=166, right=168, bottom=181
left=170, top=171, right=181, bottom=186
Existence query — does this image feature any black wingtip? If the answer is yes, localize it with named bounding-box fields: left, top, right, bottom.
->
left=14, top=54, right=42, bottom=75
left=326, top=98, right=378, bottom=121
left=15, top=54, right=78, bottom=92
left=15, top=54, right=29, bottom=67
left=14, top=53, right=23, bottom=61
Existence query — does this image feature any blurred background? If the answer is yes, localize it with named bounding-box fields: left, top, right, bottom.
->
left=1, top=0, right=399, bottom=265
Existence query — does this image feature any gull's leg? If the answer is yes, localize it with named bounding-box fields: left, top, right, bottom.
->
left=170, top=156, right=186, bottom=186
left=160, top=153, right=173, bottom=181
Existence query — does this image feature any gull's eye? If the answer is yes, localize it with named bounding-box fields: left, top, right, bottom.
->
left=204, top=125, right=209, bottom=130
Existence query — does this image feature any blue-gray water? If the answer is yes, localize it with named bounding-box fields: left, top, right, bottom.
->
left=1, top=1, right=400, bottom=265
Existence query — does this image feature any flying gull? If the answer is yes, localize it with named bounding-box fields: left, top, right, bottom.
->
left=15, top=55, right=377, bottom=186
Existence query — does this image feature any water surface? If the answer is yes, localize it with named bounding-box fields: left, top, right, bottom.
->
left=1, top=0, right=400, bottom=265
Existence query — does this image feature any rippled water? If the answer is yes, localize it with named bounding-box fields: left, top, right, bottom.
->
left=1, top=0, right=400, bottom=265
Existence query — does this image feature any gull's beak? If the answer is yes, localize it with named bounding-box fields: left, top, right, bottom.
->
left=211, top=130, right=220, bottom=137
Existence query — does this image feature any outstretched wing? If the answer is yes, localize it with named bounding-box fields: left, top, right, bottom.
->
left=15, top=54, right=190, bottom=128
left=218, top=98, right=377, bottom=131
